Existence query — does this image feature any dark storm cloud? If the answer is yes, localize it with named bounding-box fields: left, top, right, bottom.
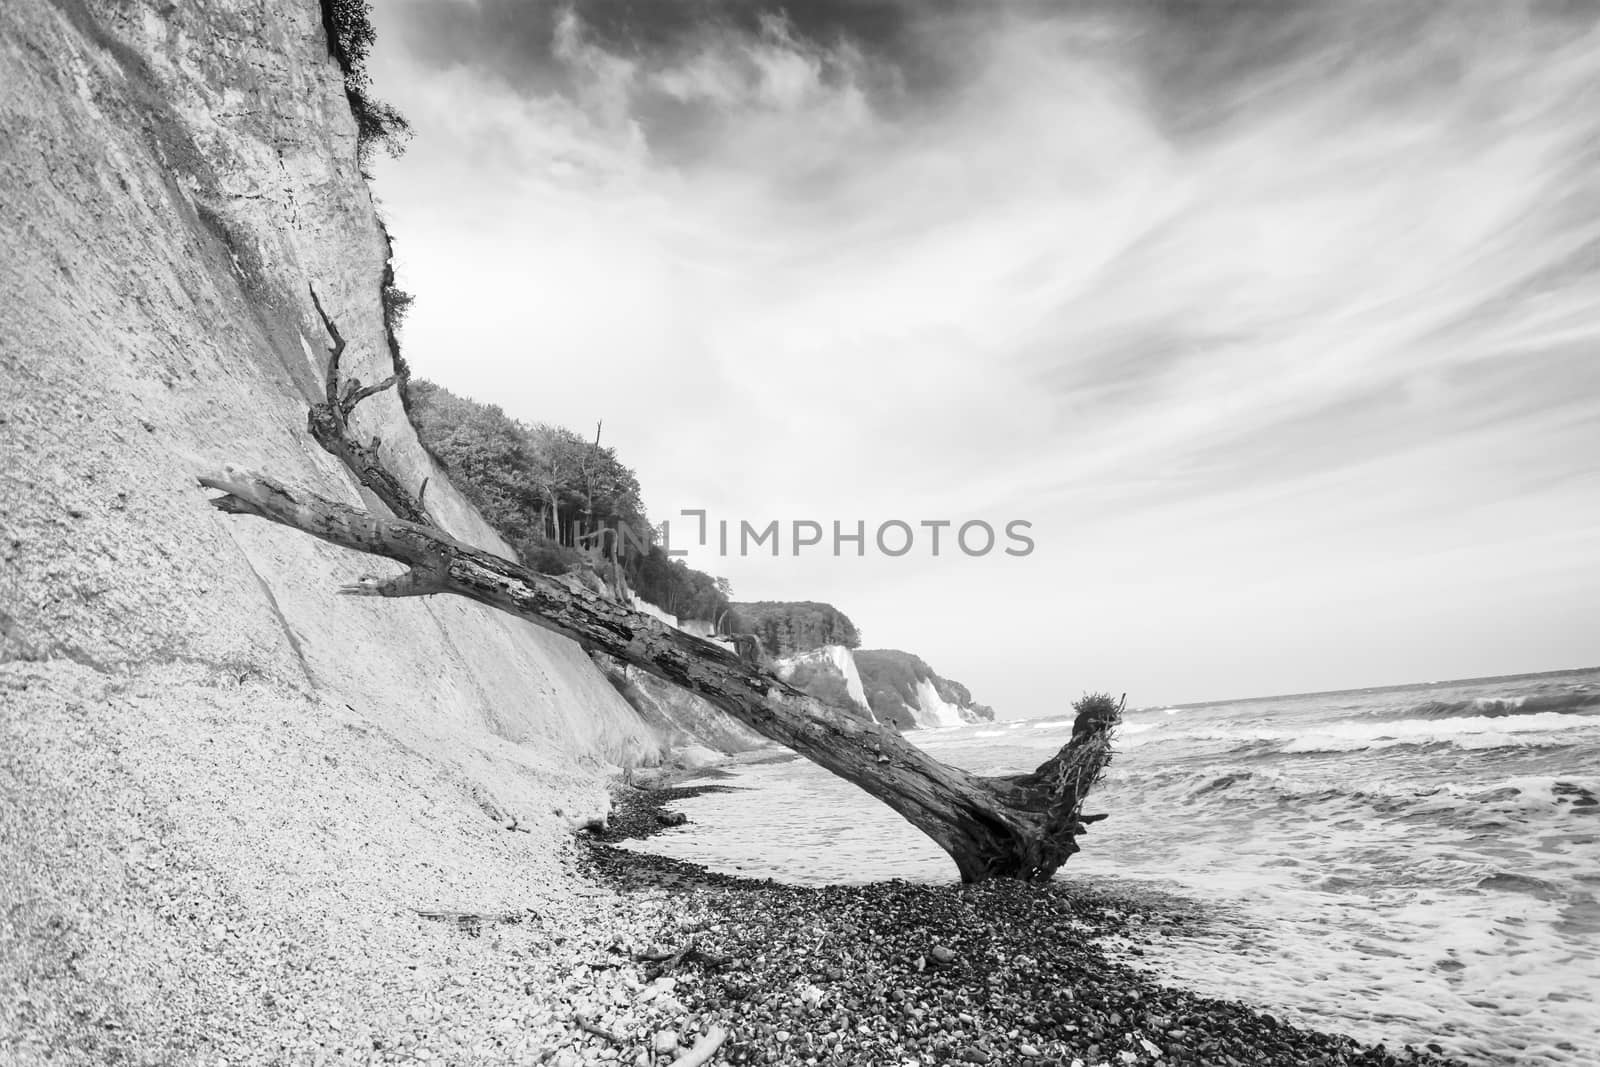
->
left=386, top=1, right=962, bottom=162
left=384, top=0, right=1399, bottom=153
left=392, top=0, right=971, bottom=105
left=390, top=0, right=1600, bottom=146
left=399, top=0, right=926, bottom=66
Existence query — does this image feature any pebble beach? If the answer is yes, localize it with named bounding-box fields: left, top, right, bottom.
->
left=0, top=667, right=1481, bottom=1066
left=572, top=783, right=1468, bottom=1067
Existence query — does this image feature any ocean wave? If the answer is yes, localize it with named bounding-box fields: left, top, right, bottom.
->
left=1122, top=710, right=1595, bottom=755
left=1277, top=711, right=1593, bottom=753
left=1148, top=769, right=1600, bottom=823
left=1374, top=689, right=1600, bottom=722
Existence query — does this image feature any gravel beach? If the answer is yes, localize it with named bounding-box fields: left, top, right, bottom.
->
left=581, top=784, right=1471, bottom=1067
left=0, top=669, right=1468, bottom=1066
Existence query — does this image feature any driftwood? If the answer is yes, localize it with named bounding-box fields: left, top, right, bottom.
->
left=670, top=1027, right=728, bottom=1067
left=212, top=295, right=1117, bottom=879
left=304, top=285, right=431, bottom=526
left=636, top=937, right=731, bottom=975
left=199, top=467, right=1118, bottom=880
left=576, top=1019, right=623, bottom=1044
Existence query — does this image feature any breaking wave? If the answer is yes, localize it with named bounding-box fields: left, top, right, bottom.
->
left=1118, top=769, right=1600, bottom=824
left=1373, top=690, right=1600, bottom=722
left=1276, top=711, right=1591, bottom=753
left=1122, top=710, right=1594, bottom=756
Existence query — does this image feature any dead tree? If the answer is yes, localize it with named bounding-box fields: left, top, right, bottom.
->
left=204, top=299, right=1120, bottom=882
left=304, top=285, right=431, bottom=526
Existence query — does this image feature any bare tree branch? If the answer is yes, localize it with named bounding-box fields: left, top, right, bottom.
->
left=199, top=466, right=1117, bottom=881
left=304, top=284, right=431, bottom=526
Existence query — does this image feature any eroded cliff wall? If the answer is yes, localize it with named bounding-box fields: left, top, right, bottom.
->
left=855, top=649, right=998, bottom=729
left=1, top=0, right=666, bottom=785
left=774, top=644, right=876, bottom=723
left=0, top=1, right=676, bottom=1054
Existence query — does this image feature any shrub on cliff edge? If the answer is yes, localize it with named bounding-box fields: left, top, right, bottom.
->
left=320, top=0, right=410, bottom=164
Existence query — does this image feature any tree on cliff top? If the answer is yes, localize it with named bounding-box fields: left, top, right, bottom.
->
left=407, top=381, right=732, bottom=619
left=727, top=601, right=862, bottom=656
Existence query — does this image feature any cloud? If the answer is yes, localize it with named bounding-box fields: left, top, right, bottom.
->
left=368, top=0, right=1600, bottom=706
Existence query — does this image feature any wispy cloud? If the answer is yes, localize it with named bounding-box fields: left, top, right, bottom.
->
left=371, top=0, right=1600, bottom=706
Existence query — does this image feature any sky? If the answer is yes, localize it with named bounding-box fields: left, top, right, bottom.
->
left=367, top=0, right=1600, bottom=713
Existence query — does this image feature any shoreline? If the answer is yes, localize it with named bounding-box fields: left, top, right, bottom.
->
left=584, top=783, right=1466, bottom=1067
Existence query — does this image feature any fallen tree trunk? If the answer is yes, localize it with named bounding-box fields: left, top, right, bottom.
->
left=200, top=467, right=1118, bottom=881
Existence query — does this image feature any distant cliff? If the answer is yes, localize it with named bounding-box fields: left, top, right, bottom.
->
left=855, top=650, right=997, bottom=729
left=775, top=645, right=875, bottom=722
left=728, top=601, right=861, bottom=657
left=722, top=602, right=995, bottom=730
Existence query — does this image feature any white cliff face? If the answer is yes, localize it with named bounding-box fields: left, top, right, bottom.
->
left=826, top=645, right=870, bottom=710
left=854, top=649, right=998, bottom=730
left=599, top=663, right=771, bottom=755
left=610, top=597, right=769, bottom=753
left=678, top=619, right=718, bottom=639
left=911, top=677, right=971, bottom=729
left=774, top=645, right=875, bottom=722
left=0, top=0, right=661, bottom=834
left=630, top=596, right=681, bottom=629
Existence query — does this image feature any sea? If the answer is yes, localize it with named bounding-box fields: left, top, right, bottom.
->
left=624, top=668, right=1600, bottom=1065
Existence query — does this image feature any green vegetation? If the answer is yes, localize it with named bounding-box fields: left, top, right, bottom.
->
left=315, top=2, right=414, bottom=407
left=377, top=227, right=415, bottom=411
left=727, top=602, right=861, bottom=658
left=855, top=649, right=995, bottom=728
left=629, top=551, right=732, bottom=623
left=407, top=382, right=731, bottom=621
left=409, top=380, right=644, bottom=545
left=320, top=0, right=410, bottom=165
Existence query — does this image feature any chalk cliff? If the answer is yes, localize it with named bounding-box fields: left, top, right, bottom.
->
left=0, top=0, right=664, bottom=877
left=775, top=644, right=876, bottom=722
left=855, top=650, right=998, bottom=729
left=0, top=1, right=693, bottom=1054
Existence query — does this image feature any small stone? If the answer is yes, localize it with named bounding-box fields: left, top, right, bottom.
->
left=930, top=945, right=956, bottom=964
left=652, top=1030, right=679, bottom=1054
left=1019, top=1046, right=1042, bottom=1058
